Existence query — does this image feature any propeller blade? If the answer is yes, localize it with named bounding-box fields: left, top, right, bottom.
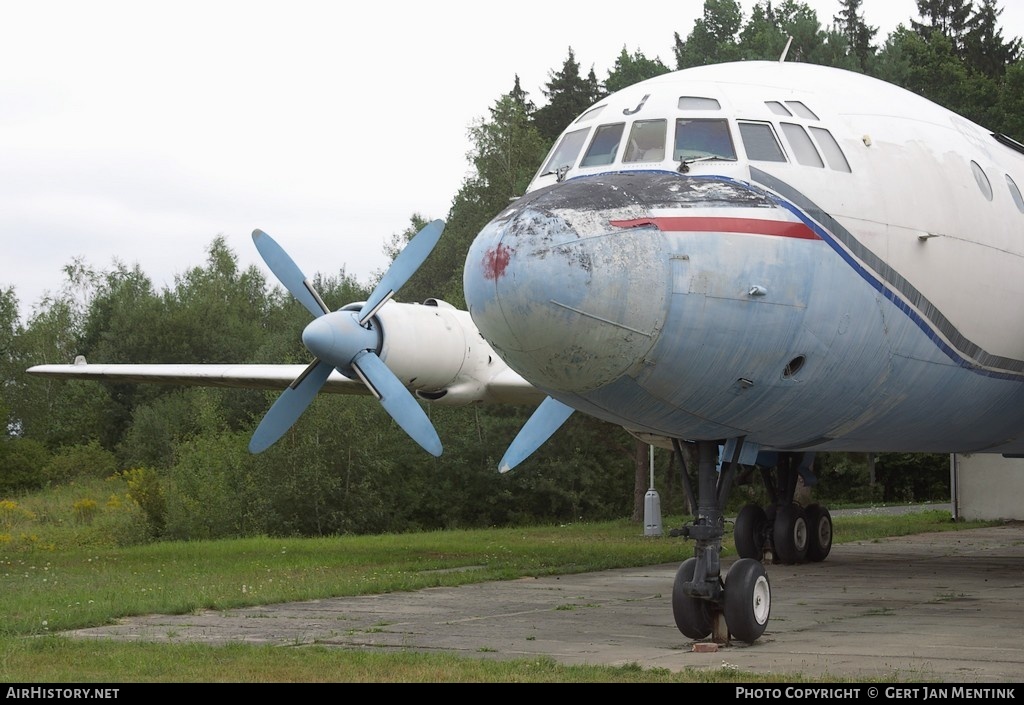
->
left=249, top=359, right=334, bottom=453
left=498, top=397, right=575, bottom=474
left=250, top=221, right=447, bottom=457
left=252, top=229, right=330, bottom=318
left=351, top=350, right=442, bottom=457
left=358, top=220, right=444, bottom=325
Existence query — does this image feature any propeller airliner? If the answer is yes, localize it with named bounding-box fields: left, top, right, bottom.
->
left=28, top=60, right=1024, bottom=645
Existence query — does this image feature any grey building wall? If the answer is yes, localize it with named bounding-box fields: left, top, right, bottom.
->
left=951, top=453, right=1024, bottom=521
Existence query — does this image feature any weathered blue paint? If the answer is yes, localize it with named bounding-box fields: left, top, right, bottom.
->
left=464, top=171, right=1024, bottom=454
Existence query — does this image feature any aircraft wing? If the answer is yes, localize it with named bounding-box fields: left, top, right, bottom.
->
left=25, top=359, right=545, bottom=406
left=25, top=224, right=548, bottom=455
left=26, top=361, right=351, bottom=393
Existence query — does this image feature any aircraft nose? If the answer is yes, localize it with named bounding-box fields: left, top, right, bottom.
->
left=463, top=181, right=668, bottom=394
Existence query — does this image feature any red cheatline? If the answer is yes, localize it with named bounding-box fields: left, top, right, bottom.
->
left=610, top=217, right=820, bottom=240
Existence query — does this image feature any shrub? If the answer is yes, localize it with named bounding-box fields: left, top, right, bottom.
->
left=0, top=438, right=51, bottom=494
left=42, top=440, right=117, bottom=484
left=119, top=467, right=167, bottom=537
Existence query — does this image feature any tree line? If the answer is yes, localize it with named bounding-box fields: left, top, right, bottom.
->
left=1, top=0, right=998, bottom=541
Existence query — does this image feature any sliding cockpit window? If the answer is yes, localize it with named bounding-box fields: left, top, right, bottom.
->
left=580, top=123, right=626, bottom=167
left=539, top=127, right=590, bottom=176
left=738, top=121, right=787, bottom=162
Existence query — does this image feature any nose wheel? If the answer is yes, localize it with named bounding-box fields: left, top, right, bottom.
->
left=723, top=558, right=771, bottom=643
left=672, top=555, right=771, bottom=644
left=669, top=439, right=772, bottom=644
left=672, top=558, right=714, bottom=639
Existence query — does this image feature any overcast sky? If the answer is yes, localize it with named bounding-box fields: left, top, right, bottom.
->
left=3, top=1, right=1023, bottom=322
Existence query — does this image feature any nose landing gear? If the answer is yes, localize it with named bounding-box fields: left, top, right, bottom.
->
left=669, top=439, right=771, bottom=644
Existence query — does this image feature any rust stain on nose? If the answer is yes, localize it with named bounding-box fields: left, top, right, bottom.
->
left=482, top=243, right=514, bottom=281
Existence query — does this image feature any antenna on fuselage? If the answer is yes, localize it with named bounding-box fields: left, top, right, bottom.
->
left=779, top=36, right=793, bottom=63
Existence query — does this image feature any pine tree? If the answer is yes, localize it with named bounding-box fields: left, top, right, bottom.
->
left=834, top=0, right=878, bottom=71
left=911, top=0, right=973, bottom=54
left=400, top=78, right=549, bottom=306
left=533, top=49, right=605, bottom=143
left=963, top=0, right=1022, bottom=78
left=738, top=1, right=787, bottom=61
left=674, top=0, right=744, bottom=68
left=605, top=47, right=671, bottom=93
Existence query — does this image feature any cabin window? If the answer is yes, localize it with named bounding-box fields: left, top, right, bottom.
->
left=1007, top=175, right=1024, bottom=213
left=679, top=96, right=721, bottom=111
left=674, top=118, right=737, bottom=161
left=580, top=122, right=625, bottom=167
left=624, top=119, right=668, bottom=163
left=765, top=101, right=791, bottom=117
left=574, top=105, right=606, bottom=124
left=971, top=161, right=993, bottom=201
left=781, top=123, right=824, bottom=167
left=539, top=127, right=589, bottom=175
left=786, top=101, right=820, bottom=120
left=739, top=121, right=787, bottom=162
left=809, top=127, right=852, bottom=172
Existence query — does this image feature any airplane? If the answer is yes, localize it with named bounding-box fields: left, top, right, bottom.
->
left=27, top=58, right=1024, bottom=646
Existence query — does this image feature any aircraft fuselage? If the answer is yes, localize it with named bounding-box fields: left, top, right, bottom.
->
left=463, top=61, right=1024, bottom=455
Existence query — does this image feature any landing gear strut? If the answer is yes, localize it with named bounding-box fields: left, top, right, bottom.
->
left=669, top=439, right=770, bottom=643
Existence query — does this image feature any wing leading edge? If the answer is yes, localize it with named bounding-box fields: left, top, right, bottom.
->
left=25, top=358, right=544, bottom=407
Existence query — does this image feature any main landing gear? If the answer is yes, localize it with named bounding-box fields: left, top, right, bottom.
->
left=669, top=439, right=772, bottom=644
left=732, top=452, right=833, bottom=565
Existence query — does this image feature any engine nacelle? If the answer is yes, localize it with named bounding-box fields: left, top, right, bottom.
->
left=375, top=299, right=499, bottom=405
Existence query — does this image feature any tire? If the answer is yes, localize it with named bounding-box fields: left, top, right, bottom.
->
left=734, top=504, right=767, bottom=560
left=724, top=558, right=771, bottom=643
left=773, top=503, right=809, bottom=564
left=805, top=503, right=833, bottom=562
left=672, top=557, right=713, bottom=639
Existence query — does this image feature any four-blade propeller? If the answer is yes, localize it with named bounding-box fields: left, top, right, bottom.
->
left=248, top=221, right=445, bottom=456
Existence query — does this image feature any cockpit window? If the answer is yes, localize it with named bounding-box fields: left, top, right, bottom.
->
left=580, top=122, right=625, bottom=167
left=574, top=105, right=606, bottom=124
left=809, top=127, right=851, bottom=172
left=539, top=127, right=589, bottom=176
left=781, top=122, right=824, bottom=167
left=674, top=118, right=736, bottom=161
left=679, top=96, right=721, bottom=111
left=739, top=121, right=787, bottom=162
left=624, top=119, right=667, bottom=163
left=765, top=101, right=792, bottom=117
left=786, top=101, right=820, bottom=120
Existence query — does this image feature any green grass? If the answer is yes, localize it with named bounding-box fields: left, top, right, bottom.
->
left=1, top=637, right=846, bottom=683
left=0, top=481, right=997, bottom=682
